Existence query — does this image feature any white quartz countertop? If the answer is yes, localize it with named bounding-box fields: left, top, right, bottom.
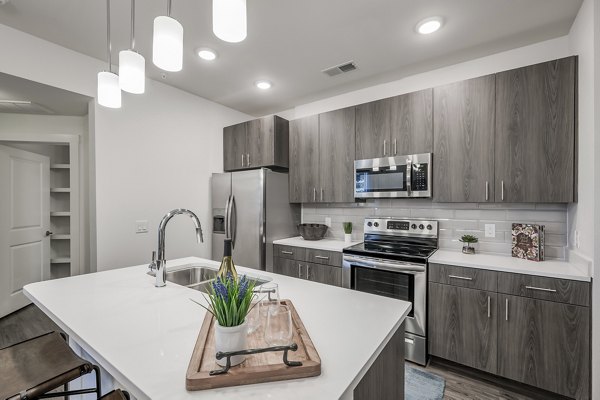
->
left=429, top=249, right=591, bottom=282
left=24, top=257, right=411, bottom=400
left=273, top=236, right=361, bottom=252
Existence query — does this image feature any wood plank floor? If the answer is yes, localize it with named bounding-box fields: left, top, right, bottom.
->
left=1, top=305, right=567, bottom=400
left=0, top=304, right=63, bottom=349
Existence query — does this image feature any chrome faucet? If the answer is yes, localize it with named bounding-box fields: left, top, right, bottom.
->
left=148, top=209, right=204, bottom=287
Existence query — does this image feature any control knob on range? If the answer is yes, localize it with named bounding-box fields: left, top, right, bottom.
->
left=374, top=222, right=379, bottom=227
left=427, top=224, right=433, bottom=230
left=418, top=224, right=425, bottom=230
left=411, top=224, right=417, bottom=229
left=367, top=222, right=372, bottom=227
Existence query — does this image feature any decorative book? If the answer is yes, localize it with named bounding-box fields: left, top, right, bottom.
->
left=512, top=223, right=545, bottom=261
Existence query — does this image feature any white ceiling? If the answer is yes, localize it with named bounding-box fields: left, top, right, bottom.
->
left=0, top=72, right=91, bottom=116
left=0, top=0, right=582, bottom=116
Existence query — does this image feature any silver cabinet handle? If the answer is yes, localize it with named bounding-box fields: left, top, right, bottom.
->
left=487, top=296, right=491, bottom=318
left=320, top=188, right=324, bottom=202
left=448, top=275, right=473, bottom=281
left=485, top=181, right=489, bottom=201
left=241, top=153, right=245, bottom=167
left=306, top=264, right=310, bottom=280
left=393, top=139, right=397, bottom=155
left=505, top=298, right=509, bottom=321
left=383, top=140, right=387, bottom=156
left=247, top=153, right=251, bottom=166
left=315, top=255, right=329, bottom=260
left=501, top=180, right=505, bottom=201
left=313, top=187, right=317, bottom=202
left=298, top=263, right=302, bottom=278
left=281, top=250, right=293, bottom=255
left=525, top=286, right=557, bottom=293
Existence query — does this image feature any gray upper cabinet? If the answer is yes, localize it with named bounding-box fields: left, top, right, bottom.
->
left=223, top=115, right=289, bottom=172
left=319, top=107, right=356, bottom=203
left=433, top=75, right=496, bottom=202
left=390, top=89, right=433, bottom=155
left=289, top=115, right=319, bottom=203
left=495, top=57, right=576, bottom=202
left=355, top=98, right=391, bottom=160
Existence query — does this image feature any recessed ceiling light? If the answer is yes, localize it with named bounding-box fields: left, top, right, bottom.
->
left=197, top=48, right=217, bottom=61
left=416, top=17, right=443, bottom=35
left=255, top=80, right=272, bottom=90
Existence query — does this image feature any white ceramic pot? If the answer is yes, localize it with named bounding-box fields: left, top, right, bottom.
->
left=214, top=321, right=248, bottom=367
left=344, top=233, right=352, bottom=243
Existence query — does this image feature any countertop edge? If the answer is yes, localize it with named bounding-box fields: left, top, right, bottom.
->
left=273, top=236, right=361, bottom=252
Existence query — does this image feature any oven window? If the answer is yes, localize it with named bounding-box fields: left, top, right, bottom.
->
left=352, top=265, right=414, bottom=317
left=355, top=166, right=407, bottom=193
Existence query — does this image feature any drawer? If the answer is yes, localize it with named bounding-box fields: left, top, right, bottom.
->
left=429, top=263, right=497, bottom=291
left=274, top=244, right=306, bottom=261
left=497, top=272, right=590, bottom=306
left=305, top=248, right=342, bottom=267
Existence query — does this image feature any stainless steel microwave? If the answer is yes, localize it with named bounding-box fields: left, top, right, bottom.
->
left=354, top=153, right=432, bottom=198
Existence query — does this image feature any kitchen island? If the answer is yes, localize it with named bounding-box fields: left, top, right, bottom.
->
left=24, top=257, right=411, bottom=400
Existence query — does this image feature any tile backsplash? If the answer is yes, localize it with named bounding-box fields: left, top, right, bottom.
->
left=301, top=200, right=568, bottom=260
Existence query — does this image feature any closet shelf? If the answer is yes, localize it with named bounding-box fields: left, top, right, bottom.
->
left=50, top=188, right=71, bottom=193
left=51, top=258, right=71, bottom=264
left=50, top=164, right=70, bottom=169
left=51, top=234, right=71, bottom=240
left=50, top=211, right=71, bottom=217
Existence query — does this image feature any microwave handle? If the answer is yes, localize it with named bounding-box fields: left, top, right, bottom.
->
left=406, top=158, right=412, bottom=196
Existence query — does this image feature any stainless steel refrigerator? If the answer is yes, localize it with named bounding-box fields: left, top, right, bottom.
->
left=211, top=168, right=300, bottom=271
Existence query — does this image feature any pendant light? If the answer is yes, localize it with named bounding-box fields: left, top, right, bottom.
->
left=97, top=0, right=121, bottom=108
left=153, top=0, right=183, bottom=72
left=119, top=0, right=145, bottom=94
left=213, top=0, right=247, bottom=43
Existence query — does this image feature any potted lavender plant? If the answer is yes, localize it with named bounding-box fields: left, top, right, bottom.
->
left=204, top=274, right=256, bottom=366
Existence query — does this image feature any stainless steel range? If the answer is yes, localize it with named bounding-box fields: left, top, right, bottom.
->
left=342, top=217, right=438, bottom=365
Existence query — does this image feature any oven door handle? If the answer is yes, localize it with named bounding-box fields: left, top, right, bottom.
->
left=343, top=255, right=425, bottom=274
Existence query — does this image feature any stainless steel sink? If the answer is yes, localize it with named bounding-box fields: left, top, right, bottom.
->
left=165, top=265, right=270, bottom=293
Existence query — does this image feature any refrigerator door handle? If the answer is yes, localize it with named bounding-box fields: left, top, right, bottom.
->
left=224, top=195, right=232, bottom=240
left=230, top=195, right=237, bottom=249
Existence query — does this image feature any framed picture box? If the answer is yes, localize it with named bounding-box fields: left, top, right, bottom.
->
left=512, top=223, right=545, bottom=261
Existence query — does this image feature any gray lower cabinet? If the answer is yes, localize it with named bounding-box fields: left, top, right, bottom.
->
left=223, top=115, right=289, bottom=172
left=495, top=57, right=576, bottom=202
left=272, top=245, right=342, bottom=287
left=498, top=295, right=590, bottom=399
left=428, top=283, right=497, bottom=374
left=428, top=263, right=591, bottom=399
left=433, top=75, right=496, bottom=202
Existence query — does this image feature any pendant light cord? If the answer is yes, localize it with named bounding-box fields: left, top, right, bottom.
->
left=106, top=0, right=112, bottom=72
left=130, top=0, right=135, bottom=50
left=167, top=0, right=172, bottom=17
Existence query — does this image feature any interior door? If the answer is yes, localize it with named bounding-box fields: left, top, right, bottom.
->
left=0, top=144, right=50, bottom=318
left=231, top=170, right=264, bottom=270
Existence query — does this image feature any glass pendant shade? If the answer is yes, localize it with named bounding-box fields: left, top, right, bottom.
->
left=119, top=50, right=145, bottom=94
left=97, top=71, right=121, bottom=108
left=213, top=0, right=247, bottom=43
left=152, top=15, right=183, bottom=72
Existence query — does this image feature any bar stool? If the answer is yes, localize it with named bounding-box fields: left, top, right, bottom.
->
left=99, top=390, right=130, bottom=400
left=0, top=331, right=101, bottom=400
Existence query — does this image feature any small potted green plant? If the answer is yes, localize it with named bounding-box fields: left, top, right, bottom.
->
left=459, top=234, right=479, bottom=254
left=202, top=274, right=256, bottom=366
left=343, top=222, right=353, bottom=243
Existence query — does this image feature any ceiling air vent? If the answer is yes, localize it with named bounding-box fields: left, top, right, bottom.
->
left=322, top=61, right=357, bottom=77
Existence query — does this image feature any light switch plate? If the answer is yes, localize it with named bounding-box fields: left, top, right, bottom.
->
left=485, top=224, right=496, bottom=238
left=325, top=217, right=332, bottom=227
left=136, top=220, right=149, bottom=234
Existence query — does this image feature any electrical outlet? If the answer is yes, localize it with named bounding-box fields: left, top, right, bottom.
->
left=485, top=224, right=496, bottom=238
left=136, top=220, right=149, bottom=234
left=325, top=217, right=332, bottom=227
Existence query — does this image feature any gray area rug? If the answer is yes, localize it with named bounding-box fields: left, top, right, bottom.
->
left=405, top=364, right=445, bottom=400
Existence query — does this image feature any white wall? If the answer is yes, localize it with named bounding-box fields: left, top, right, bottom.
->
left=593, top=1, right=600, bottom=399
left=0, top=23, right=251, bottom=271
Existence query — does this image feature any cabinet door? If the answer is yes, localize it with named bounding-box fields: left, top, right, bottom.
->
left=246, top=117, right=273, bottom=168
left=428, top=283, right=497, bottom=373
left=223, top=123, right=246, bottom=171
left=433, top=75, right=495, bottom=202
left=355, top=98, right=391, bottom=160
left=319, top=107, right=355, bottom=202
left=495, top=57, right=576, bottom=202
left=498, top=295, right=590, bottom=399
left=289, top=115, right=320, bottom=203
left=272, top=257, right=301, bottom=279
left=306, top=262, right=342, bottom=286
left=390, top=89, right=433, bottom=155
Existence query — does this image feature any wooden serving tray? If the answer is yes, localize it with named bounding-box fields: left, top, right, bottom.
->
left=186, top=299, right=321, bottom=391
